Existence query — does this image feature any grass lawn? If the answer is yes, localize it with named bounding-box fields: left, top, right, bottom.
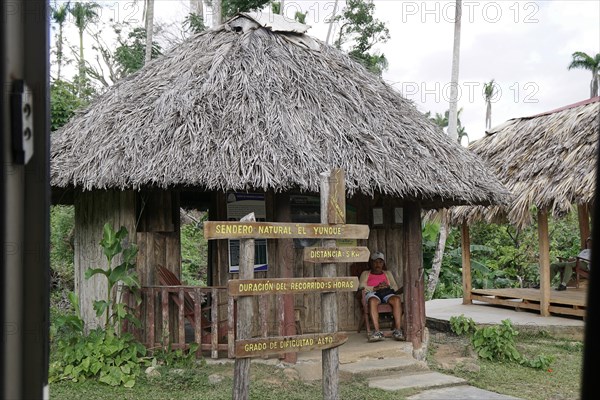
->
left=50, top=330, right=583, bottom=400
left=427, top=330, right=583, bottom=400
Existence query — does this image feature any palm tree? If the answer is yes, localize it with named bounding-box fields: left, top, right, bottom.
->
left=428, top=0, right=462, bottom=300
left=144, top=0, right=155, bottom=64
left=568, top=51, right=600, bottom=98
left=483, top=79, right=495, bottom=130
left=447, top=0, right=462, bottom=143
left=70, top=2, right=100, bottom=97
left=51, top=1, right=70, bottom=81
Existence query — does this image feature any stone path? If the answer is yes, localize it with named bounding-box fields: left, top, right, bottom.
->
left=290, top=347, right=522, bottom=399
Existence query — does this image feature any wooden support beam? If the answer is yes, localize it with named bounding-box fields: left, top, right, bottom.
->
left=537, top=209, right=551, bottom=317
left=320, top=170, right=340, bottom=400
left=461, top=222, right=472, bottom=304
left=578, top=204, right=590, bottom=249
left=275, top=193, right=296, bottom=363
left=233, top=213, right=256, bottom=400
left=403, top=203, right=424, bottom=349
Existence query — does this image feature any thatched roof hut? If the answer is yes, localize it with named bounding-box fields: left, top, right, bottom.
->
left=51, top=12, right=507, bottom=208
left=449, top=96, right=599, bottom=318
left=50, top=13, right=510, bottom=353
left=449, top=96, right=599, bottom=228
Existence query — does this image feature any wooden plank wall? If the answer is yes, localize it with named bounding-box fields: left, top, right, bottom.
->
left=136, top=189, right=181, bottom=286
left=74, top=190, right=136, bottom=332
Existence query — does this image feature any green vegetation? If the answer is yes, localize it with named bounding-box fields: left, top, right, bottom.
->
left=85, top=224, right=141, bottom=330
left=423, top=209, right=581, bottom=299
left=50, top=330, right=582, bottom=400
left=50, top=224, right=148, bottom=387
left=449, top=315, right=553, bottom=369
left=180, top=220, right=208, bottom=285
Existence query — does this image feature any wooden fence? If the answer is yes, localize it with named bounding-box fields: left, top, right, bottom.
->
left=128, top=286, right=234, bottom=359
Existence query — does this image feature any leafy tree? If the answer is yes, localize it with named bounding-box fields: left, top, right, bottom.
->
left=114, top=27, right=162, bottom=76
left=50, top=80, right=86, bottom=131
left=222, top=0, right=272, bottom=19
left=271, top=1, right=307, bottom=23
left=183, top=12, right=206, bottom=34
left=568, top=51, right=600, bottom=98
left=333, top=0, right=390, bottom=75
left=425, top=108, right=468, bottom=145
left=70, top=1, right=101, bottom=98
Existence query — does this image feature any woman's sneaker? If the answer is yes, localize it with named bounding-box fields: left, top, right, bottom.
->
left=369, top=331, right=384, bottom=342
left=392, top=329, right=405, bottom=341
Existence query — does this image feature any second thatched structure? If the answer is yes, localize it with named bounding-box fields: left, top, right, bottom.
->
left=451, top=96, right=599, bottom=317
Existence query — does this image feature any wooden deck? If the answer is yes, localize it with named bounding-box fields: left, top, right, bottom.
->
left=471, top=287, right=587, bottom=318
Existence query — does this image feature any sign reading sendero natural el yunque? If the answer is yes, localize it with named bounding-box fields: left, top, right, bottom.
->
left=204, top=221, right=369, bottom=240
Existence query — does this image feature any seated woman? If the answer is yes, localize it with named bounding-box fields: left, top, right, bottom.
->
left=358, top=251, right=404, bottom=342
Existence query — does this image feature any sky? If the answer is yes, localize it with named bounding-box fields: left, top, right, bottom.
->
left=54, top=0, right=600, bottom=142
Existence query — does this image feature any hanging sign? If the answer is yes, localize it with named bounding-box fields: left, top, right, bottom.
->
left=303, top=246, right=370, bottom=263
left=228, top=277, right=359, bottom=296
left=235, top=332, right=348, bottom=358
left=204, top=222, right=369, bottom=240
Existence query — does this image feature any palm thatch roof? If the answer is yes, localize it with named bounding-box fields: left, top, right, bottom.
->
left=51, top=13, right=509, bottom=208
left=449, top=96, right=600, bottom=227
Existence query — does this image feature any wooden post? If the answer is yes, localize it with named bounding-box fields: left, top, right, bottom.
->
left=275, top=193, right=297, bottom=363
left=537, top=209, right=551, bottom=317
left=403, top=203, right=424, bottom=349
left=233, top=213, right=256, bottom=400
left=320, top=169, right=342, bottom=400
left=461, top=222, right=472, bottom=304
left=578, top=204, right=590, bottom=249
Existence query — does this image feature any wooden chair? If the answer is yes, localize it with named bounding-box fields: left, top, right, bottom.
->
left=575, top=257, right=590, bottom=288
left=350, top=262, right=397, bottom=336
left=155, top=265, right=229, bottom=344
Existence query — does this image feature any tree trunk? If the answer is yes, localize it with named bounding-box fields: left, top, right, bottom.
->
left=426, top=210, right=448, bottom=300
left=212, top=0, right=222, bottom=26
left=591, top=70, right=598, bottom=98
left=485, top=101, right=492, bottom=130
left=57, top=25, right=63, bottom=81
left=78, top=28, right=84, bottom=97
left=325, top=0, right=339, bottom=45
left=428, top=0, right=462, bottom=299
left=447, top=0, right=462, bottom=142
left=145, top=0, right=154, bottom=64
left=190, top=0, right=203, bottom=16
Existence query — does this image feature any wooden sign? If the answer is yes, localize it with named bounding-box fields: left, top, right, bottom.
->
left=235, top=332, right=348, bottom=358
left=303, top=246, right=370, bottom=263
left=228, top=277, right=359, bottom=296
left=204, top=221, right=369, bottom=240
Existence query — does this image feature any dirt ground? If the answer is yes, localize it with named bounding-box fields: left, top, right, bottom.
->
left=426, top=329, right=480, bottom=372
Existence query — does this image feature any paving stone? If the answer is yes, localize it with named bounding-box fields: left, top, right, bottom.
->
left=339, top=357, right=425, bottom=376
left=368, top=371, right=465, bottom=391
left=407, top=385, right=523, bottom=400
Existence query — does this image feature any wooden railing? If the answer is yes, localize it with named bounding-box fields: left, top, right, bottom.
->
left=131, top=286, right=235, bottom=359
